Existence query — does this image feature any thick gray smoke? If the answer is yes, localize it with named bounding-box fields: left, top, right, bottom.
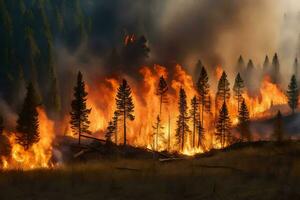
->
left=81, top=0, right=283, bottom=74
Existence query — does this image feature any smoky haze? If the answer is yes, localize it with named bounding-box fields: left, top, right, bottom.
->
left=81, top=0, right=286, bottom=74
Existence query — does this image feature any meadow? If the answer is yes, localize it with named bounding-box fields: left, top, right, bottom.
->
left=1, top=142, right=300, bottom=200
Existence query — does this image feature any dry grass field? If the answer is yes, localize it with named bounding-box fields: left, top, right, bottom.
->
left=1, top=142, right=300, bottom=200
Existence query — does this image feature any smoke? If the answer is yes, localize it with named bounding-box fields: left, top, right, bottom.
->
left=80, top=0, right=286, bottom=74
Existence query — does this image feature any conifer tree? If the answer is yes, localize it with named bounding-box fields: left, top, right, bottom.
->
left=115, top=79, right=135, bottom=145
left=156, top=76, right=168, bottom=116
left=271, top=53, right=280, bottom=84
left=273, top=111, right=284, bottom=143
left=16, top=83, right=40, bottom=150
left=105, top=121, right=114, bottom=144
left=238, top=100, right=251, bottom=142
left=215, top=102, right=232, bottom=148
left=197, top=66, right=210, bottom=130
left=152, top=115, right=165, bottom=150
left=263, top=55, right=270, bottom=74
left=286, top=75, right=299, bottom=114
left=236, top=55, right=245, bottom=73
left=70, top=71, right=91, bottom=145
left=216, top=71, right=230, bottom=107
left=0, top=115, right=11, bottom=158
left=176, top=87, right=190, bottom=151
left=112, top=111, right=119, bottom=144
left=190, top=96, right=200, bottom=148
left=294, top=58, right=299, bottom=79
left=233, top=73, right=245, bottom=112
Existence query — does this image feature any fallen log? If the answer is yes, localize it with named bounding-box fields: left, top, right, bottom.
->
left=159, top=158, right=186, bottom=162
left=80, top=134, right=106, bottom=143
left=116, top=167, right=141, bottom=172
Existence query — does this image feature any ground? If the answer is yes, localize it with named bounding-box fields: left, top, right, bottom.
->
left=1, top=142, right=300, bottom=200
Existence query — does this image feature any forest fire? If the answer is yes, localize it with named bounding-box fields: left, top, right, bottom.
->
left=0, top=63, right=291, bottom=170
left=1, top=108, right=54, bottom=170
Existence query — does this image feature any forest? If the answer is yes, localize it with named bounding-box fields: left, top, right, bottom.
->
left=0, top=0, right=300, bottom=199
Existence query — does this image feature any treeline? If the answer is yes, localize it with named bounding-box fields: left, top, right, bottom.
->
left=0, top=0, right=90, bottom=115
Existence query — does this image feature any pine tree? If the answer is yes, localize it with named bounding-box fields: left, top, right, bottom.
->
left=273, top=111, right=284, bottom=143
left=263, top=55, right=270, bottom=74
left=216, top=71, right=230, bottom=108
left=0, top=115, right=11, bottom=158
left=197, top=66, right=210, bottom=130
left=16, top=83, right=40, bottom=150
left=105, top=121, right=115, bottom=144
left=215, top=102, right=232, bottom=148
left=271, top=53, right=280, bottom=84
left=236, top=55, right=245, bottom=73
left=112, top=111, right=119, bottom=144
left=286, top=75, right=299, bottom=114
left=238, top=100, right=251, bottom=142
left=115, top=79, right=135, bottom=145
left=233, top=73, right=245, bottom=112
left=156, top=76, right=168, bottom=116
left=294, top=58, right=298, bottom=79
left=152, top=115, right=165, bottom=150
left=176, top=87, right=190, bottom=151
left=70, top=71, right=91, bottom=145
left=190, top=96, right=200, bottom=148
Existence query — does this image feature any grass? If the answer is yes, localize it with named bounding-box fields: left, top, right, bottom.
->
left=1, top=142, right=300, bottom=200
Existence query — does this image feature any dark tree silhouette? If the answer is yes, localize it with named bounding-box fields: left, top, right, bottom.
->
left=197, top=66, right=210, bottom=131
left=273, top=111, right=284, bottom=143
left=238, top=100, right=251, bottom=142
left=16, top=83, right=40, bottom=150
left=176, top=87, right=190, bottom=151
left=263, top=55, right=270, bottom=74
left=236, top=55, right=245, bottom=73
left=233, top=73, right=245, bottom=112
left=216, top=71, right=230, bottom=108
left=115, top=79, right=135, bottom=145
left=0, top=115, right=11, bottom=158
left=190, top=96, right=200, bottom=148
left=293, top=58, right=298, bottom=79
left=105, top=121, right=115, bottom=144
left=286, top=75, right=299, bottom=114
left=112, top=111, right=119, bottom=144
left=271, top=53, right=280, bottom=84
left=215, top=102, right=232, bottom=148
left=156, top=76, right=168, bottom=116
left=70, top=71, right=91, bottom=145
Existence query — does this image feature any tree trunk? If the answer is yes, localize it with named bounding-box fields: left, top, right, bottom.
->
left=124, top=110, right=126, bottom=145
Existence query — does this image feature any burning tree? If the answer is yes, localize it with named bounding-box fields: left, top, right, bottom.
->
left=286, top=75, right=299, bottom=114
left=152, top=115, right=165, bottom=150
left=16, top=83, right=40, bottom=150
left=190, top=96, right=200, bottom=148
left=215, top=102, right=232, bottom=148
left=216, top=71, right=230, bottom=110
left=115, top=79, right=135, bottom=145
left=233, top=73, right=245, bottom=112
left=273, top=111, right=284, bottom=143
left=238, top=100, right=251, bottom=142
left=197, top=66, right=210, bottom=131
left=176, top=87, right=190, bottom=151
left=156, top=75, right=168, bottom=116
left=0, top=115, right=11, bottom=158
left=70, top=71, right=91, bottom=145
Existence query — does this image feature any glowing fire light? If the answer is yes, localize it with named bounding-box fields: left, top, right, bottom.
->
left=1, top=108, right=55, bottom=170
